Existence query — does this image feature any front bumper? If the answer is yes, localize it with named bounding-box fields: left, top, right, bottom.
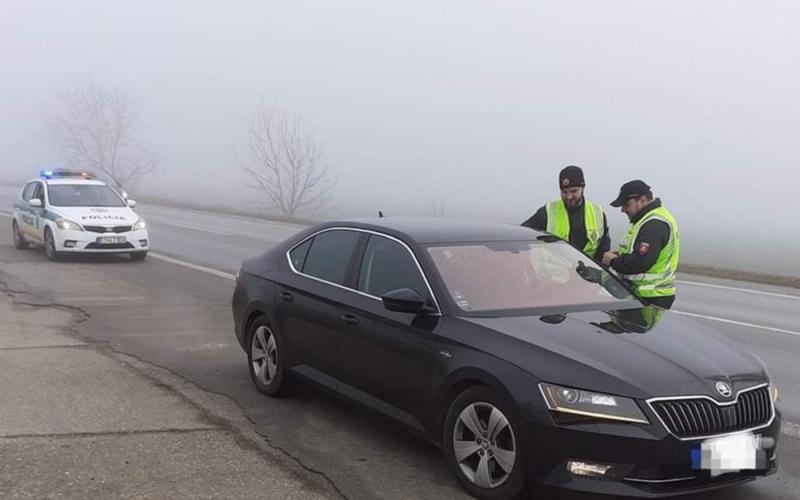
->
left=525, top=407, right=781, bottom=498
left=52, top=228, right=150, bottom=253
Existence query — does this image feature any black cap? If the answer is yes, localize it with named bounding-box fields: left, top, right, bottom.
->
left=559, top=165, right=585, bottom=189
left=610, top=180, right=652, bottom=207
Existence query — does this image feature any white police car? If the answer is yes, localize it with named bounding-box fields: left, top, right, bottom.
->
left=11, top=170, right=149, bottom=261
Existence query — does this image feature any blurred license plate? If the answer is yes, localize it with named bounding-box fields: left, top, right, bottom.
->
left=691, top=433, right=762, bottom=474
left=97, top=236, right=126, bottom=244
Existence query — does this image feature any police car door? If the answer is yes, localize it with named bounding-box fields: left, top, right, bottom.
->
left=27, top=182, right=46, bottom=241
left=18, top=182, right=39, bottom=240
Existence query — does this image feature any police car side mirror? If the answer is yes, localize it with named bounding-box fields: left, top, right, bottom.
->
left=127, top=199, right=137, bottom=208
left=29, top=199, right=43, bottom=208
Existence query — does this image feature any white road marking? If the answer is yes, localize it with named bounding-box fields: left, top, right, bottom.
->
left=0, top=211, right=11, bottom=217
left=678, top=279, right=800, bottom=300
left=149, top=252, right=235, bottom=281
left=673, top=310, right=800, bottom=337
left=154, top=221, right=232, bottom=236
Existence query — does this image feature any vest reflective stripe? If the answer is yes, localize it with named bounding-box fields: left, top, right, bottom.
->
left=545, top=200, right=604, bottom=256
left=618, top=208, right=680, bottom=298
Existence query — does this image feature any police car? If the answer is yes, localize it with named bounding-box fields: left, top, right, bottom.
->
left=11, top=170, right=149, bottom=261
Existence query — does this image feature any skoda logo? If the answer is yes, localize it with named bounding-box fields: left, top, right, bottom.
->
left=715, top=381, right=732, bottom=398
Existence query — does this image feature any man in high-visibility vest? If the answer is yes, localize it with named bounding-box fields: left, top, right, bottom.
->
left=602, top=180, right=680, bottom=309
left=521, top=166, right=610, bottom=260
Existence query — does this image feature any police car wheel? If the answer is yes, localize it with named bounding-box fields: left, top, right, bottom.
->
left=247, top=317, right=291, bottom=397
left=130, top=251, right=148, bottom=262
left=12, top=221, right=29, bottom=250
left=44, top=228, right=61, bottom=261
left=443, top=386, right=527, bottom=500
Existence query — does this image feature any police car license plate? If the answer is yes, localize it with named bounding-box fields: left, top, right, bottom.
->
left=97, top=236, right=126, bottom=245
left=691, top=433, right=762, bottom=474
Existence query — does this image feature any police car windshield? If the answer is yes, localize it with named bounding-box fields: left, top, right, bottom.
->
left=47, top=184, right=127, bottom=207
left=427, top=240, right=634, bottom=313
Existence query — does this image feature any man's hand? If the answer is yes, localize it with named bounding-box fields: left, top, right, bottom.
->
left=601, top=251, right=619, bottom=267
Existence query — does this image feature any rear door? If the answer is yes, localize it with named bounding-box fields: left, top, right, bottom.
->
left=273, top=229, right=365, bottom=382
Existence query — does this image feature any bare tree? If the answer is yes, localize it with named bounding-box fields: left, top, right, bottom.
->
left=47, top=82, right=157, bottom=190
left=238, top=101, right=335, bottom=218
left=427, top=199, right=447, bottom=217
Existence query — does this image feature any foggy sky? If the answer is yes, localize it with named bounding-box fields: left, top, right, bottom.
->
left=2, top=1, right=799, bottom=276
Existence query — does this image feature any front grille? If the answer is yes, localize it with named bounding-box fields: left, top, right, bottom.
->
left=85, top=242, right=135, bottom=249
left=83, top=225, right=132, bottom=233
left=650, top=386, right=772, bottom=439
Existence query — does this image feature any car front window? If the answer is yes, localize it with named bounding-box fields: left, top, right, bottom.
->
left=427, top=240, right=634, bottom=313
left=47, top=184, right=127, bottom=207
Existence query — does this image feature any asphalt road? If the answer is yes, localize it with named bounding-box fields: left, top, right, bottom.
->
left=2, top=186, right=800, bottom=499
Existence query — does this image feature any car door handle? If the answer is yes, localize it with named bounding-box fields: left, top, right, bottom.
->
left=279, top=292, right=294, bottom=302
left=340, top=313, right=359, bottom=325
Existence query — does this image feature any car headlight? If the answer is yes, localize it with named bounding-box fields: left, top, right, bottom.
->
left=133, top=219, right=147, bottom=231
left=55, top=218, right=83, bottom=231
left=539, top=383, right=649, bottom=424
left=771, top=383, right=779, bottom=403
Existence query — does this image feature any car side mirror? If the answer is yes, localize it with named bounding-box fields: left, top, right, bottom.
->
left=127, top=199, right=137, bottom=208
left=29, top=199, right=43, bottom=208
left=382, top=288, right=434, bottom=314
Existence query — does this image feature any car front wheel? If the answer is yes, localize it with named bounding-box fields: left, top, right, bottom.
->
left=443, top=386, right=527, bottom=500
left=44, top=227, right=61, bottom=261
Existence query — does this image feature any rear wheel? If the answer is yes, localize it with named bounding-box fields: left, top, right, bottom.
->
left=130, top=251, right=148, bottom=261
left=12, top=220, right=29, bottom=249
left=44, top=227, right=61, bottom=261
left=247, top=317, right=291, bottom=396
left=443, top=386, right=527, bottom=500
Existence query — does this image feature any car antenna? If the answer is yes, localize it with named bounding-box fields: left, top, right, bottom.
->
left=378, top=210, right=384, bottom=218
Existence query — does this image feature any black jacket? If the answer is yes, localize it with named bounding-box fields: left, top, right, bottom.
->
left=521, top=199, right=611, bottom=259
left=610, top=199, right=671, bottom=276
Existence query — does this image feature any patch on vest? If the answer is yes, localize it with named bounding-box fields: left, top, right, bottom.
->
left=637, top=242, right=650, bottom=256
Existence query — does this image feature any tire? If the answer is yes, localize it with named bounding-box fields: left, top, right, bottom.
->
left=443, top=386, right=527, bottom=500
left=12, top=220, right=29, bottom=250
left=246, top=316, right=291, bottom=397
left=44, top=227, right=61, bottom=261
left=130, top=251, right=148, bottom=261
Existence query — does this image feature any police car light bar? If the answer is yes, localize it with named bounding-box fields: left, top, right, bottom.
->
left=39, top=169, right=96, bottom=180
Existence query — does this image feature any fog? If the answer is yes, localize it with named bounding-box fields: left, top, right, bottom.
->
left=2, top=1, right=799, bottom=277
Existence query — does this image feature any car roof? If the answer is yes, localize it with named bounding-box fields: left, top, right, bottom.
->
left=28, top=178, right=107, bottom=186
left=318, top=217, right=546, bottom=244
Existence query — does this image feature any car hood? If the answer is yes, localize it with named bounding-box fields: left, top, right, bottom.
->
left=460, top=307, right=768, bottom=400
left=50, top=206, right=139, bottom=226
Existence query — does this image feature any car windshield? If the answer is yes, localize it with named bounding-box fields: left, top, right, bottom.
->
left=427, top=240, right=634, bottom=313
left=47, top=184, right=126, bottom=207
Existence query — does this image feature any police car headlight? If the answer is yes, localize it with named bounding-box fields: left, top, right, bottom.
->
left=133, top=219, right=147, bottom=231
left=540, top=383, right=649, bottom=424
left=772, top=383, right=779, bottom=403
left=55, top=218, right=83, bottom=231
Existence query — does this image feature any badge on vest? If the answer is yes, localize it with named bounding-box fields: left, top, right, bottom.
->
left=637, top=242, right=650, bottom=256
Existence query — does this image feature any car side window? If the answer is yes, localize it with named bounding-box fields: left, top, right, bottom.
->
left=357, top=235, right=428, bottom=298
left=30, top=183, right=44, bottom=204
left=301, top=230, right=361, bottom=286
left=289, top=238, right=313, bottom=272
left=21, top=182, right=36, bottom=201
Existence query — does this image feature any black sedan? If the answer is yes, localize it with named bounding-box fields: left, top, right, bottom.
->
left=231, top=218, right=780, bottom=499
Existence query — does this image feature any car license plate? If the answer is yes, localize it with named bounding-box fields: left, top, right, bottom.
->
left=691, top=433, right=764, bottom=475
left=97, top=236, right=126, bottom=245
